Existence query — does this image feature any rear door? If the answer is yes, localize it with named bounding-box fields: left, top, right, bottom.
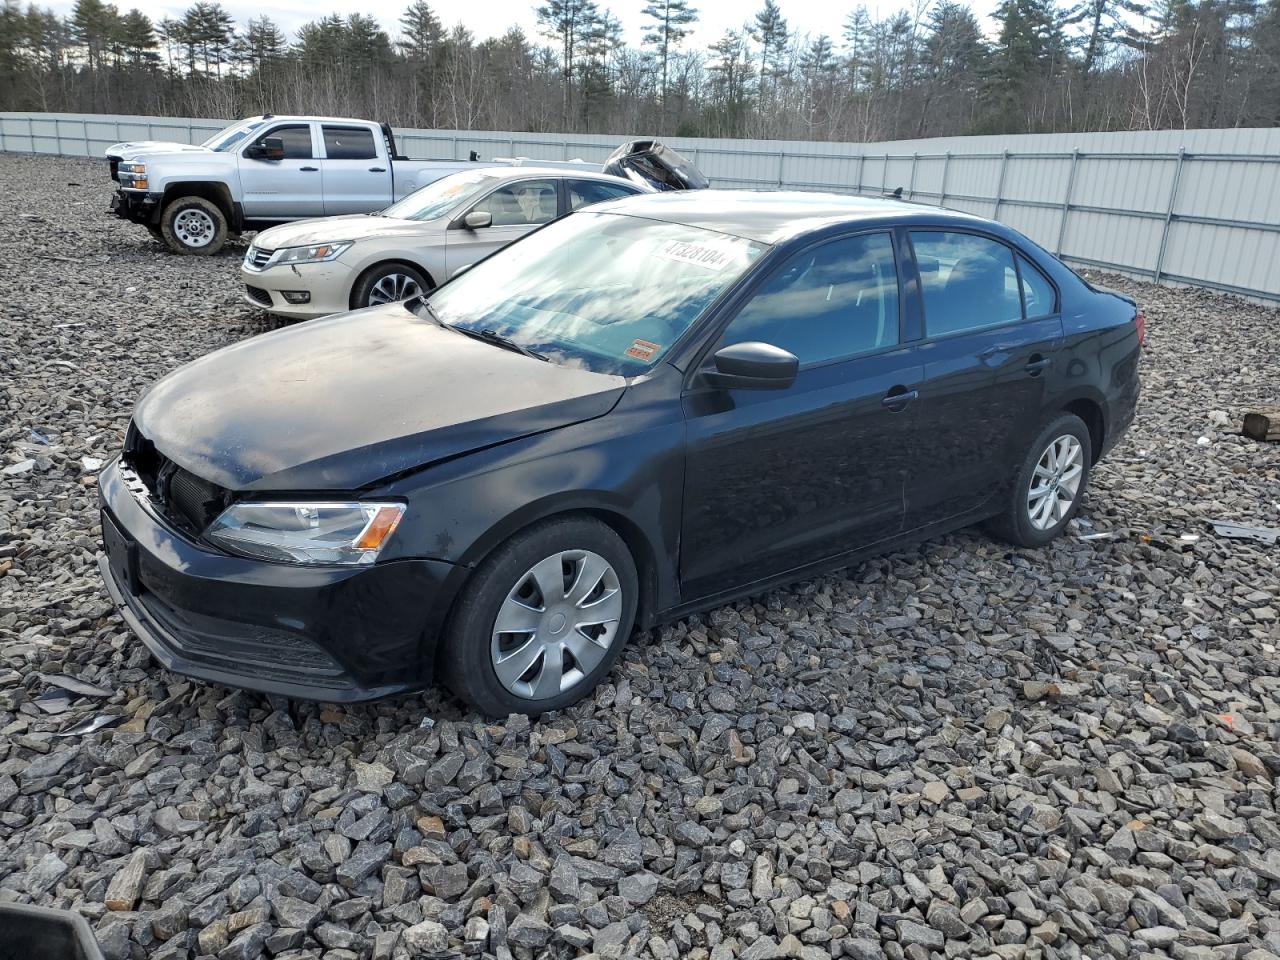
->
left=904, top=230, right=1064, bottom=528
left=680, top=231, right=923, bottom=598
left=238, top=122, right=323, bottom=219
left=443, top=177, right=560, bottom=278
left=320, top=124, right=392, bottom=215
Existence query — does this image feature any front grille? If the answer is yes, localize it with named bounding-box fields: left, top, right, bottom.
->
left=244, top=246, right=274, bottom=270
left=136, top=589, right=353, bottom=688
left=108, top=156, right=120, bottom=181
left=124, top=426, right=228, bottom=537
left=245, top=285, right=272, bottom=306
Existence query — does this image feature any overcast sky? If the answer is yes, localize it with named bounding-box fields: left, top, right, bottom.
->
left=45, top=0, right=1004, bottom=49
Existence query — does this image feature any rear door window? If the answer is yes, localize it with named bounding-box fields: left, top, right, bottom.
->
left=323, top=126, right=377, bottom=161
left=718, top=232, right=900, bottom=365
left=567, top=180, right=638, bottom=210
left=910, top=231, right=1021, bottom=337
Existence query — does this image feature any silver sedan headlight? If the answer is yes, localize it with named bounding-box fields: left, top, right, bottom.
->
left=206, top=502, right=405, bottom=565
left=272, top=242, right=353, bottom=265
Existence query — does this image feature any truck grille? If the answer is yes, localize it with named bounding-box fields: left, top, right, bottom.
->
left=108, top=156, right=121, bottom=181
left=244, top=246, right=274, bottom=270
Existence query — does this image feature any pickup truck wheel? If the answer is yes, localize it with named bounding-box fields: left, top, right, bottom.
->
left=160, top=196, right=227, bottom=256
left=351, top=263, right=430, bottom=309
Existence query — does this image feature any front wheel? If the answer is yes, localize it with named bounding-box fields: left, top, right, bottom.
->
left=350, top=262, right=430, bottom=309
left=441, top=517, right=638, bottom=717
left=159, top=196, right=227, bottom=255
left=989, top=413, right=1092, bottom=547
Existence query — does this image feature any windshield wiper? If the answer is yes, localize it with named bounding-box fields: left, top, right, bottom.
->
left=449, top=326, right=548, bottom=361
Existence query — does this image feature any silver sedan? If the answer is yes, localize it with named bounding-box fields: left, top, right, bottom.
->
left=241, top=167, right=646, bottom=320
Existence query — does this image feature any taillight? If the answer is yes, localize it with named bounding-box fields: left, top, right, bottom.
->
left=1135, top=308, right=1146, bottom=347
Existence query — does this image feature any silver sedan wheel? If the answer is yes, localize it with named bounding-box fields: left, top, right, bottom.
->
left=172, top=209, right=216, bottom=248
left=1027, top=434, right=1084, bottom=531
left=366, top=272, right=421, bottom=305
left=490, top=549, right=623, bottom=700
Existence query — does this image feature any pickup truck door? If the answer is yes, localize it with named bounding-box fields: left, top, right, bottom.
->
left=444, top=177, right=561, bottom=278
left=320, top=124, right=393, bottom=216
left=238, top=122, right=324, bottom=220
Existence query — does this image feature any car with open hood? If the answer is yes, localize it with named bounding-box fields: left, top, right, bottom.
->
left=98, top=191, right=1141, bottom=717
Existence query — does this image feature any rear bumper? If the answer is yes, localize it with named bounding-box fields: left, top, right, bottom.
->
left=98, top=457, right=458, bottom=702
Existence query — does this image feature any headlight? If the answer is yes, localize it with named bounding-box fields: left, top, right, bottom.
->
left=273, top=242, right=352, bottom=265
left=206, top=502, right=405, bottom=565
left=119, top=162, right=145, bottom=174
left=118, top=162, right=148, bottom=189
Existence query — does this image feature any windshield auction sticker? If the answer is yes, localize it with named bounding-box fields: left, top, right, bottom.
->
left=626, top=339, right=661, bottom=361
left=656, top=239, right=736, bottom=270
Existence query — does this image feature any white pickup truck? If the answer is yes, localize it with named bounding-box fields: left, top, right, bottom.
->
left=107, top=115, right=530, bottom=255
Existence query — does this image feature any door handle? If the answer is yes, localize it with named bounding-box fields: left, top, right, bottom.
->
left=882, top=387, right=918, bottom=411
left=368, top=166, right=386, bottom=172
left=300, top=166, right=318, bottom=172
left=1024, top=355, right=1052, bottom=376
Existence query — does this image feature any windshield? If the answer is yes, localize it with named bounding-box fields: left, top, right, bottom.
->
left=202, top=119, right=265, bottom=153
left=381, top=170, right=503, bottom=221
left=421, top=211, right=767, bottom=374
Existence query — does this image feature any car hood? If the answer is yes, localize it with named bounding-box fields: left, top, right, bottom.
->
left=132, top=304, right=627, bottom=492
left=253, top=216, right=435, bottom=250
left=106, top=140, right=212, bottom=161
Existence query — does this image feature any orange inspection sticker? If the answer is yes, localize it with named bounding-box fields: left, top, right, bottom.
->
left=625, top=339, right=661, bottom=361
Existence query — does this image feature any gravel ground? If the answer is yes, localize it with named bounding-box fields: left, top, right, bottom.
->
left=2, top=153, right=1279, bottom=960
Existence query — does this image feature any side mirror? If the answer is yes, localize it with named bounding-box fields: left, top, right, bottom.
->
left=463, top=210, right=492, bottom=230
left=704, top=342, right=798, bottom=391
left=246, top=137, right=285, bottom=161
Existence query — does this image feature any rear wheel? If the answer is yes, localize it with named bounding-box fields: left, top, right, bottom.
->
left=159, top=196, right=227, bottom=256
left=989, top=412, right=1092, bottom=547
left=351, top=262, right=430, bottom=309
left=442, top=517, right=638, bottom=717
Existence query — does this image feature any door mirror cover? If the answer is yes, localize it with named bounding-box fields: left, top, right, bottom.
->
left=247, top=137, right=285, bottom=161
left=706, top=342, right=798, bottom=391
left=463, top=210, right=493, bottom=230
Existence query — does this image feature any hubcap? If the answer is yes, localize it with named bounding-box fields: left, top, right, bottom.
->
left=172, top=209, right=215, bottom=248
left=367, top=272, right=420, bottom=305
left=1027, top=434, right=1084, bottom=531
left=490, top=549, right=623, bottom=700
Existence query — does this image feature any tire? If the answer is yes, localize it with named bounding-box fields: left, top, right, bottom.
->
left=350, top=262, right=430, bottom=309
left=442, top=516, right=638, bottom=717
left=988, top=412, right=1093, bottom=548
left=159, top=196, right=227, bottom=256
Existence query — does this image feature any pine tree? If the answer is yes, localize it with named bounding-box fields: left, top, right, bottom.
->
left=747, top=0, right=788, bottom=98
left=641, top=0, right=697, bottom=101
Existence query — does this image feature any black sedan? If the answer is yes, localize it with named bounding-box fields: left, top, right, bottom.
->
left=99, top=191, right=1142, bottom=716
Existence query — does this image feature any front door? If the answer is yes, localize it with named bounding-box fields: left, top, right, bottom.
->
left=320, top=124, right=392, bottom=215
left=238, top=123, right=322, bottom=219
left=680, top=231, right=924, bottom=598
left=904, top=230, right=1065, bottom=528
left=444, top=178, right=560, bottom=278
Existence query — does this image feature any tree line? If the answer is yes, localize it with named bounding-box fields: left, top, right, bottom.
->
left=1, top=0, right=1277, bottom=143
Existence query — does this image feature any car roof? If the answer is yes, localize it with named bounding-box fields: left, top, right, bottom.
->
left=594, top=190, right=993, bottom=244
left=484, top=166, right=636, bottom=185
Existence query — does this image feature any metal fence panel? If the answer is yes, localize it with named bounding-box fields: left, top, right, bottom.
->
left=4, top=110, right=1279, bottom=303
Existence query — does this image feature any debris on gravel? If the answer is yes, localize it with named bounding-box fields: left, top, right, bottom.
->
left=2, top=154, right=1279, bottom=960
